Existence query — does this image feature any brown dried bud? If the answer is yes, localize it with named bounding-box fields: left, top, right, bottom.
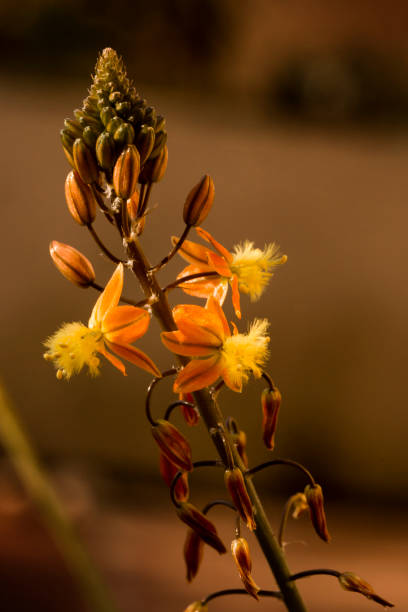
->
left=158, top=452, right=189, bottom=503
left=184, top=529, right=204, bottom=582
left=151, top=419, right=193, bottom=472
left=224, top=468, right=256, bottom=531
left=231, top=429, right=249, bottom=469
left=65, top=170, right=97, bottom=225
left=177, top=502, right=226, bottom=554
left=49, top=241, right=95, bottom=287
left=72, top=138, right=99, bottom=184
left=179, top=393, right=200, bottom=426
left=183, top=174, right=214, bottom=227
left=339, top=572, right=394, bottom=607
left=261, top=386, right=281, bottom=451
left=139, top=145, right=168, bottom=184
left=184, top=602, right=207, bottom=612
left=304, top=484, right=330, bottom=542
left=113, top=144, right=140, bottom=199
left=231, top=537, right=260, bottom=600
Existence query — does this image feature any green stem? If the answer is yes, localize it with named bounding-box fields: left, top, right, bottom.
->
left=0, top=383, right=118, bottom=612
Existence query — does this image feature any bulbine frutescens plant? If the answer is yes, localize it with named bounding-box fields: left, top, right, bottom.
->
left=44, top=48, right=393, bottom=612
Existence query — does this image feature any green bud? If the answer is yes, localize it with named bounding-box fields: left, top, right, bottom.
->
left=135, top=125, right=155, bottom=165
left=82, top=126, right=98, bottom=148
left=113, top=144, right=140, bottom=198
left=113, top=122, right=135, bottom=146
left=150, top=130, right=167, bottom=159
left=106, top=116, right=123, bottom=135
left=109, top=91, right=122, bottom=104
left=95, top=131, right=116, bottom=171
left=63, top=119, right=82, bottom=139
left=72, top=138, right=99, bottom=184
left=115, top=101, right=131, bottom=116
left=100, top=106, right=116, bottom=127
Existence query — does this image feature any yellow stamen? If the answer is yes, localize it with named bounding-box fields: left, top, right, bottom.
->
left=231, top=241, right=286, bottom=301
left=44, top=322, right=103, bottom=380
left=221, top=319, right=270, bottom=388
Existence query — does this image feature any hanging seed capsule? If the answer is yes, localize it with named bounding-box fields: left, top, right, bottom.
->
left=135, top=125, right=155, bottom=165
left=139, top=145, right=168, bottom=184
left=225, top=468, right=256, bottom=531
left=72, top=138, right=98, bottom=184
left=231, top=537, right=260, bottom=600
left=95, top=132, right=116, bottom=171
left=183, top=174, right=215, bottom=227
left=261, top=386, right=282, bottom=451
left=100, top=106, right=116, bottom=127
left=338, top=572, right=393, bottom=607
left=63, top=118, right=83, bottom=139
left=49, top=241, right=95, bottom=287
left=65, top=169, right=97, bottom=225
left=151, top=419, right=192, bottom=472
left=150, top=130, right=167, bottom=158
left=106, top=116, right=123, bottom=135
left=82, top=126, right=98, bottom=149
left=304, top=483, right=330, bottom=542
left=159, top=453, right=189, bottom=502
left=113, top=144, right=140, bottom=199
left=184, top=529, right=204, bottom=582
left=114, top=122, right=135, bottom=146
left=177, top=502, right=226, bottom=554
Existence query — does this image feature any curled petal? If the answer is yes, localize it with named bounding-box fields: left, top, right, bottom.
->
left=231, top=274, right=242, bottom=319
left=173, top=305, right=226, bottom=344
left=106, top=340, right=161, bottom=377
left=98, top=345, right=126, bottom=376
left=174, top=355, right=224, bottom=393
left=89, top=264, right=124, bottom=328
left=196, top=227, right=233, bottom=263
left=173, top=236, right=214, bottom=268
left=161, top=330, right=215, bottom=357
left=207, top=252, right=231, bottom=277
left=102, top=306, right=150, bottom=344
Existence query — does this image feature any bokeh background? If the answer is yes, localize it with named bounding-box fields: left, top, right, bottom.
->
left=0, top=1, right=407, bottom=610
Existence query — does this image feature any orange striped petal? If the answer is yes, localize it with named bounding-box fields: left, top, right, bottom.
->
left=231, top=274, right=242, bottom=319
left=106, top=341, right=161, bottom=376
left=99, top=346, right=127, bottom=376
left=207, top=252, right=232, bottom=277
left=102, top=306, right=150, bottom=343
left=205, top=297, right=230, bottom=339
left=173, top=305, right=225, bottom=344
left=174, top=355, right=224, bottom=393
left=196, top=228, right=233, bottom=264
left=177, top=265, right=221, bottom=299
left=212, top=279, right=229, bottom=306
left=172, top=236, right=214, bottom=268
left=161, top=330, right=217, bottom=357
left=89, top=264, right=124, bottom=328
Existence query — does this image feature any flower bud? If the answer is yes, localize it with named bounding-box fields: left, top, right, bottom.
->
left=159, top=452, right=189, bottom=502
left=184, top=602, right=207, bottom=612
left=183, top=174, right=214, bottom=227
left=224, top=468, right=256, bottom=531
left=177, top=502, right=226, bottom=554
left=231, top=537, right=260, bottom=600
left=113, top=144, right=140, bottom=199
left=60, top=129, right=75, bottom=166
left=184, top=529, right=204, bottom=582
left=65, top=170, right=97, bottom=225
left=231, top=429, right=249, bottom=469
left=139, top=145, right=168, bottom=184
left=95, top=131, right=116, bottom=171
left=151, top=419, right=193, bottom=472
left=100, top=106, right=116, bottom=127
left=338, top=572, right=393, bottom=607
left=113, top=122, right=135, bottom=147
left=179, top=393, right=200, bottom=426
left=63, top=118, right=83, bottom=139
left=135, top=125, right=155, bottom=165
left=304, top=484, right=330, bottom=542
left=150, top=130, right=167, bottom=157
left=126, top=190, right=140, bottom=224
left=82, top=126, right=98, bottom=149
left=72, top=138, right=99, bottom=184
left=261, top=386, right=281, bottom=450
left=49, top=241, right=95, bottom=287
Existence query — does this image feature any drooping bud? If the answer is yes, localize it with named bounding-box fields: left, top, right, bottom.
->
left=261, top=386, right=282, bottom=450
left=183, top=174, right=215, bottom=227
left=339, top=572, right=394, bottom=607
left=65, top=170, right=97, bottom=225
left=176, top=502, right=226, bottom=554
left=49, top=241, right=95, bottom=287
left=179, top=393, right=200, bottom=426
left=231, top=537, right=260, bottom=600
left=72, top=138, right=99, bottom=184
left=151, top=419, right=193, bottom=472
left=184, top=529, right=204, bottom=582
left=159, top=452, right=189, bottom=503
left=304, top=484, right=330, bottom=542
left=231, top=429, right=249, bottom=469
left=139, top=145, right=168, bottom=184
left=135, top=125, right=155, bottom=165
left=95, top=131, right=116, bottom=171
left=224, top=468, right=256, bottom=531
left=113, top=144, right=140, bottom=198
left=184, top=602, right=207, bottom=612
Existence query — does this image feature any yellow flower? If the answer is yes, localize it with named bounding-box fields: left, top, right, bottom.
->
left=44, top=264, right=160, bottom=380
left=161, top=297, right=270, bottom=393
left=174, top=228, right=286, bottom=319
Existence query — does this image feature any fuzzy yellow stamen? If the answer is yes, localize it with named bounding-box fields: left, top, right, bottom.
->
left=231, top=242, right=287, bottom=301
left=221, top=319, right=270, bottom=388
left=44, top=322, right=103, bottom=380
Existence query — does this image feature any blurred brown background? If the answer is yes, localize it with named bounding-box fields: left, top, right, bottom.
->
left=0, top=1, right=407, bottom=611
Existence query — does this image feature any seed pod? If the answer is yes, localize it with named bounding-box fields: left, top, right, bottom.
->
left=184, top=529, right=204, bottom=582
left=338, top=572, right=393, bottom=607
left=72, top=138, right=98, bottom=184
left=184, top=602, right=207, bottom=612
left=113, top=144, right=140, bottom=199
left=65, top=170, right=97, bottom=225
left=304, top=484, right=330, bottom=542
left=139, top=145, right=168, bottom=184
left=225, top=468, right=256, bottom=531
left=135, top=125, right=155, bottom=165
left=261, top=386, right=281, bottom=450
left=231, top=537, right=260, bottom=600
left=114, top=122, right=135, bottom=146
left=151, top=419, right=192, bottom=472
left=183, top=174, right=214, bottom=227
left=177, top=502, right=226, bottom=554
left=49, top=241, right=95, bottom=287
left=95, top=131, right=116, bottom=170
left=159, top=452, right=189, bottom=502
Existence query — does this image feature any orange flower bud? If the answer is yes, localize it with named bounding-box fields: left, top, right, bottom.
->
left=179, top=393, right=200, bottom=426
left=261, top=386, right=281, bottom=450
left=113, top=144, right=140, bottom=199
left=177, top=502, right=226, bottom=554
left=339, top=572, right=394, bottom=607
left=126, top=191, right=140, bottom=223
left=231, top=537, right=260, bottom=600
left=184, top=602, right=207, bottom=612
left=184, top=528, right=204, bottom=582
left=72, top=138, right=99, bottom=184
left=159, top=452, right=189, bottom=502
left=139, top=145, right=168, bottom=184
left=224, top=468, right=256, bottom=531
left=151, top=419, right=193, bottom=472
left=183, top=174, right=214, bottom=227
left=49, top=241, right=95, bottom=287
left=65, top=170, right=97, bottom=225
left=304, top=484, right=330, bottom=542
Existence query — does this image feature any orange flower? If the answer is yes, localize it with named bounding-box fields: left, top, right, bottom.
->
left=174, top=227, right=286, bottom=318
left=161, top=297, right=269, bottom=393
left=44, top=264, right=161, bottom=379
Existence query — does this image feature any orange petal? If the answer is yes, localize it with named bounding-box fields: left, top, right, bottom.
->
left=196, top=227, right=233, bottom=264
left=106, top=341, right=161, bottom=376
left=102, top=306, right=150, bottom=343
left=231, top=274, right=242, bottom=319
left=161, top=330, right=217, bottom=357
left=205, top=297, right=230, bottom=339
left=221, top=365, right=242, bottom=393
left=99, top=346, right=127, bottom=376
left=172, top=236, right=214, bottom=268
left=176, top=265, right=222, bottom=299
left=207, top=252, right=231, bottom=277
left=174, top=355, right=224, bottom=393
left=89, top=264, right=124, bottom=328
left=173, top=304, right=225, bottom=344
